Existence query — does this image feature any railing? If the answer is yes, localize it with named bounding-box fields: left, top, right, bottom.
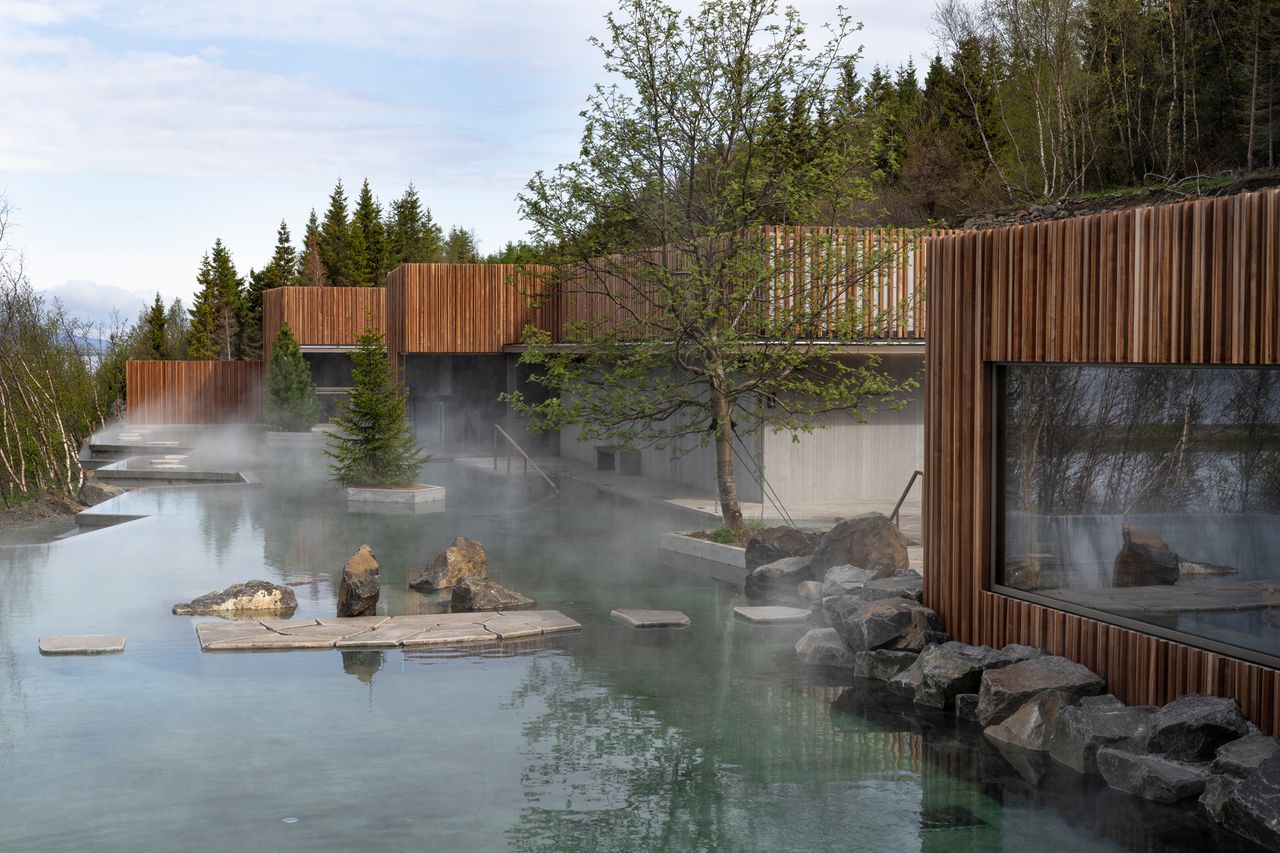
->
left=492, top=424, right=559, bottom=491
left=890, top=469, right=923, bottom=528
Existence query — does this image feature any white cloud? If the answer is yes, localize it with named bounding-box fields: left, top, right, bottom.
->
left=39, top=278, right=151, bottom=329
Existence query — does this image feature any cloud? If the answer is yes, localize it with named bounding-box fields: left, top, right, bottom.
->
left=39, top=278, right=151, bottom=329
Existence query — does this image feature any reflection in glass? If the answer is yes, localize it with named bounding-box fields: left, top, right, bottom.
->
left=997, top=364, right=1280, bottom=660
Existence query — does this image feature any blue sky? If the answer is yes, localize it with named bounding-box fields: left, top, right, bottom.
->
left=1, top=0, right=938, bottom=328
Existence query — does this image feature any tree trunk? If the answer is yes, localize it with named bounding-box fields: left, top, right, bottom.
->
left=711, top=388, right=745, bottom=534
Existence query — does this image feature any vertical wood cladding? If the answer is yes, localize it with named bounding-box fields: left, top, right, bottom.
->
left=261, top=286, right=385, bottom=363
left=125, top=360, right=263, bottom=424
left=925, top=188, right=1280, bottom=732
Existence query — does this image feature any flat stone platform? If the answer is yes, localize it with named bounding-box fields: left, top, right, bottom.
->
left=195, top=611, right=580, bottom=651
left=733, top=605, right=812, bottom=624
left=611, top=609, right=690, bottom=628
left=39, top=634, right=126, bottom=655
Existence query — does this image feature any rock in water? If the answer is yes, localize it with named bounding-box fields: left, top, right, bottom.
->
left=409, top=536, right=488, bottom=591
left=827, top=596, right=941, bottom=653
left=976, top=655, right=1105, bottom=727
left=451, top=577, right=535, bottom=611
left=77, top=477, right=125, bottom=507
left=1097, top=748, right=1211, bottom=803
left=1149, top=694, right=1251, bottom=761
left=985, top=691, right=1076, bottom=752
left=745, top=527, right=821, bottom=571
left=744, top=556, right=812, bottom=602
left=1222, top=752, right=1280, bottom=848
left=914, top=642, right=1041, bottom=710
left=337, top=544, right=380, bottom=617
left=1113, top=523, right=1180, bottom=586
left=809, top=513, right=908, bottom=578
left=795, top=628, right=858, bottom=669
left=854, top=649, right=919, bottom=682
left=173, top=580, right=297, bottom=616
left=1047, top=702, right=1153, bottom=774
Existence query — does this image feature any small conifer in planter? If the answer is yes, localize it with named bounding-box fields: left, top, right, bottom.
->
left=326, top=325, right=427, bottom=487
left=264, top=323, right=324, bottom=432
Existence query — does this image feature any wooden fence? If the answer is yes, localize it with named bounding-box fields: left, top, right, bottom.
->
left=125, top=360, right=263, bottom=424
left=924, top=187, right=1280, bottom=732
left=262, top=286, right=385, bottom=362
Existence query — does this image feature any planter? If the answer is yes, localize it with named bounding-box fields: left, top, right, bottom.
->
left=265, top=430, right=323, bottom=445
left=659, top=532, right=746, bottom=569
left=346, top=483, right=446, bottom=505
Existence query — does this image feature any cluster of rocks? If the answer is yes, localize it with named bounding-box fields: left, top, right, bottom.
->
left=405, top=535, right=535, bottom=612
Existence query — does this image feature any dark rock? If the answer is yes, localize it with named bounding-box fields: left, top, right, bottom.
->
left=1081, top=694, right=1125, bottom=709
left=745, top=526, right=820, bottom=571
left=172, top=580, right=297, bottom=616
left=977, top=655, right=1105, bottom=727
left=809, top=513, right=908, bottom=578
left=337, top=544, right=380, bottom=617
left=1212, top=734, right=1280, bottom=778
left=1222, top=752, right=1280, bottom=848
left=1097, top=747, right=1210, bottom=803
left=797, top=580, right=822, bottom=602
left=887, top=655, right=924, bottom=699
left=859, top=573, right=924, bottom=603
left=744, top=556, right=812, bottom=602
left=77, top=477, right=125, bottom=507
left=1150, top=694, right=1251, bottom=761
left=1047, top=703, right=1153, bottom=775
left=827, top=596, right=941, bottom=653
left=914, top=642, right=1043, bottom=710
left=956, top=694, right=980, bottom=722
left=450, top=577, right=535, bottom=611
left=1200, top=774, right=1239, bottom=822
left=1113, top=523, right=1180, bottom=586
left=820, top=565, right=877, bottom=598
left=985, top=691, right=1075, bottom=752
left=853, top=648, right=918, bottom=681
left=409, top=536, right=488, bottom=591
left=796, top=628, right=858, bottom=669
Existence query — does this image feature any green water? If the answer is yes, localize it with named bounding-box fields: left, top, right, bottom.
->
left=0, top=458, right=1262, bottom=852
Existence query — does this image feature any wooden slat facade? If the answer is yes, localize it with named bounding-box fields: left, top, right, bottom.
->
left=125, top=360, right=263, bottom=424
left=261, top=286, right=385, bottom=363
left=924, top=188, right=1280, bottom=732
left=384, top=263, right=558, bottom=365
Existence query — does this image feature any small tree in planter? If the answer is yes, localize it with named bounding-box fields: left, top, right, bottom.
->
left=326, top=325, right=427, bottom=487
left=265, top=323, right=324, bottom=432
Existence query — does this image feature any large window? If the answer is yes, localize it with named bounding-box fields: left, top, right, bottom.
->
left=996, top=363, right=1280, bottom=663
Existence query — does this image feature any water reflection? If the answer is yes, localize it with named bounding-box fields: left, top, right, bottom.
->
left=340, top=649, right=383, bottom=684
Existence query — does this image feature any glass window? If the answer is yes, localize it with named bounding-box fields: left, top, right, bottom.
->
left=996, top=363, right=1280, bottom=662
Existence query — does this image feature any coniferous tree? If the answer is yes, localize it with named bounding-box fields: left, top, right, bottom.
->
left=385, top=184, right=444, bottom=266
left=243, top=220, right=299, bottom=360
left=165, top=297, right=189, bottom=359
left=187, top=239, right=244, bottom=360
left=351, top=179, right=387, bottom=285
left=325, top=325, right=427, bottom=487
left=265, top=322, right=324, bottom=432
left=319, top=179, right=354, bottom=286
left=443, top=226, right=480, bottom=263
left=299, top=209, right=326, bottom=286
left=139, top=293, right=168, bottom=359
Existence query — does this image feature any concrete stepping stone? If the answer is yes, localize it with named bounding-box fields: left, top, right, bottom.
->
left=733, top=605, right=812, bottom=624
left=316, top=616, right=390, bottom=629
left=611, top=609, right=690, bottom=628
left=518, top=610, right=582, bottom=635
left=479, top=614, right=543, bottom=639
left=401, top=624, right=496, bottom=646
left=207, top=632, right=342, bottom=650
left=260, top=618, right=319, bottom=632
left=273, top=625, right=374, bottom=640
left=38, top=635, right=126, bottom=655
left=195, top=621, right=278, bottom=649
left=336, top=622, right=438, bottom=648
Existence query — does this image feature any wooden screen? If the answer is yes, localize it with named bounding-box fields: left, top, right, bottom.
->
left=925, top=188, right=1280, bottom=732
left=125, top=360, right=263, bottom=424
left=261, top=286, right=385, bottom=363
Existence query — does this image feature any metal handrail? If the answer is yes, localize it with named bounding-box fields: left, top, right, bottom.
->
left=890, top=469, right=923, bottom=527
left=492, top=424, right=559, bottom=492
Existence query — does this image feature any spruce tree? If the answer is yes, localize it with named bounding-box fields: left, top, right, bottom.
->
left=187, top=240, right=244, bottom=360
left=165, top=297, right=189, bottom=358
left=319, top=179, right=354, bottom=286
left=351, top=178, right=386, bottom=285
left=325, top=325, right=426, bottom=487
left=385, top=184, right=444, bottom=266
left=187, top=252, right=218, bottom=358
left=139, top=293, right=168, bottom=359
left=443, top=226, right=480, bottom=263
left=299, top=209, right=326, bottom=286
left=265, top=322, right=324, bottom=432
left=243, top=220, right=300, bottom=360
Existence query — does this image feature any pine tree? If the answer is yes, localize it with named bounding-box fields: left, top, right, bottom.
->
left=385, top=184, right=444, bottom=266
left=265, top=322, right=324, bottom=432
left=351, top=178, right=386, bottom=285
left=325, top=325, right=427, bottom=487
left=187, top=240, right=244, bottom=360
left=243, top=220, right=299, bottom=360
left=299, top=209, right=326, bottom=286
left=139, top=293, right=168, bottom=359
left=443, top=226, right=480, bottom=263
left=165, top=297, right=189, bottom=358
left=319, top=179, right=354, bottom=286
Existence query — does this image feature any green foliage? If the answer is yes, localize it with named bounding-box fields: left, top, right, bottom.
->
left=264, top=322, right=324, bottom=432
left=351, top=178, right=387, bottom=285
left=705, top=527, right=743, bottom=545
left=243, top=220, right=298, bottom=359
left=138, top=293, right=168, bottom=360
left=325, top=326, right=428, bottom=487
left=299, top=209, right=326, bottom=287
left=187, top=239, right=245, bottom=360
left=444, top=226, right=480, bottom=263
left=385, top=184, right=444, bottom=266
left=319, top=179, right=354, bottom=286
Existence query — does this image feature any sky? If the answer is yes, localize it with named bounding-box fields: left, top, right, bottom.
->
left=0, top=0, right=940, bottom=328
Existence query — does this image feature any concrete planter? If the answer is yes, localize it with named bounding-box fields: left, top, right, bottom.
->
left=265, top=430, right=323, bottom=445
left=346, top=484, right=446, bottom=505
left=659, top=532, right=747, bottom=569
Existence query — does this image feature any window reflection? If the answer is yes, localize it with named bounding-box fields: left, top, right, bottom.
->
left=997, top=364, right=1280, bottom=660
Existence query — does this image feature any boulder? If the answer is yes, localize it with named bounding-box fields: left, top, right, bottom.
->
left=744, top=556, right=813, bottom=602
left=1047, top=703, right=1153, bottom=775
left=977, top=655, right=1105, bottom=727
left=1081, top=693, right=1125, bottom=709
left=337, top=544, right=380, bottom=617
left=172, top=580, right=297, bottom=616
left=1211, top=734, right=1280, bottom=778
left=886, top=655, right=925, bottom=699
left=795, top=628, right=858, bottom=669
left=858, top=573, right=924, bottom=603
left=827, top=596, right=941, bottom=654
left=915, top=642, right=1043, bottom=710
left=1149, top=694, right=1251, bottom=761
left=797, top=580, right=823, bottom=602
left=853, top=649, right=918, bottom=682
left=409, top=536, right=488, bottom=591
left=1096, top=747, right=1210, bottom=803
left=984, top=691, right=1075, bottom=752
left=745, top=526, right=820, bottom=571
left=1113, top=523, right=1180, bottom=586
left=450, top=577, right=535, bottom=612
left=1221, top=752, right=1280, bottom=848
left=77, top=477, right=125, bottom=507
left=955, top=694, right=980, bottom=722
left=820, top=565, right=877, bottom=599
left=809, top=513, right=908, bottom=578
left=1200, top=775, right=1239, bottom=823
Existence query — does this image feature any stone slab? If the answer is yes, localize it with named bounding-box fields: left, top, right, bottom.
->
left=611, top=609, right=691, bottom=628
left=518, top=610, right=583, bottom=635
left=206, top=632, right=339, bottom=650
left=401, top=624, right=496, bottom=646
left=733, top=605, right=812, bottom=624
left=259, top=618, right=319, bottom=632
left=346, top=484, right=446, bottom=505
left=479, top=614, right=543, bottom=639
left=274, top=624, right=373, bottom=639
left=38, top=634, right=126, bottom=655
left=336, top=623, right=437, bottom=648
left=195, top=621, right=278, bottom=649
left=315, top=616, right=390, bottom=629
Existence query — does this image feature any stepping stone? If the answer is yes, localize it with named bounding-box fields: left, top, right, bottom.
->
left=260, top=618, right=319, bottom=632
left=336, top=622, right=438, bottom=648
left=516, top=610, right=582, bottom=635
left=479, top=614, right=543, bottom=639
left=315, top=616, right=390, bottom=629
left=38, top=635, right=126, bottom=655
left=272, top=624, right=373, bottom=640
left=611, top=609, right=690, bottom=628
left=206, top=632, right=339, bottom=650
left=733, top=605, right=812, bottom=624
left=195, top=621, right=277, bottom=650
left=401, top=624, right=495, bottom=646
